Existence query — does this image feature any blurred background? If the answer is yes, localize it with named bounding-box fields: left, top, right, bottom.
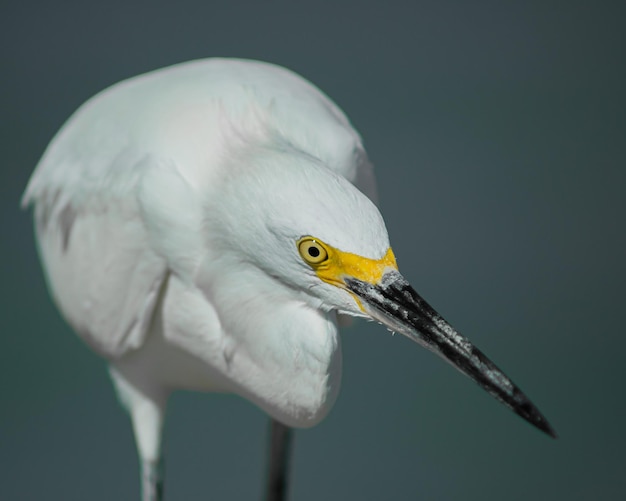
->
left=2, top=1, right=624, bottom=500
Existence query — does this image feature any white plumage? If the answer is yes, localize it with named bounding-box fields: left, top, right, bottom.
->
left=23, top=58, right=554, bottom=501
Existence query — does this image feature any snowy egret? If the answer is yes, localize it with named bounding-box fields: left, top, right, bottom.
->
left=23, top=58, right=555, bottom=501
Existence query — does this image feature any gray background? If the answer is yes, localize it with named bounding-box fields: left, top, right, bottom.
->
left=2, top=1, right=625, bottom=500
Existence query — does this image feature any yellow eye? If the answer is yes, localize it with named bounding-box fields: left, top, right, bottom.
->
left=298, top=237, right=329, bottom=265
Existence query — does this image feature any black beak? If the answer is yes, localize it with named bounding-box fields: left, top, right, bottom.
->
left=346, top=270, right=556, bottom=438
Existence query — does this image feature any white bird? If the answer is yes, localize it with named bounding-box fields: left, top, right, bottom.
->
left=22, top=58, right=555, bottom=501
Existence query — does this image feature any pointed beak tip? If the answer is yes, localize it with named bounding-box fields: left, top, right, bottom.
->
left=535, top=415, right=558, bottom=439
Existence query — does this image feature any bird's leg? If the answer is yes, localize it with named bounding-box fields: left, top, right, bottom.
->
left=141, top=456, right=165, bottom=501
left=109, top=367, right=168, bottom=501
left=265, top=419, right=293, bottom=501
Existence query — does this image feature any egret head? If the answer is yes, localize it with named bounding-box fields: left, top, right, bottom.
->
left=209, top=144, right=392, bottom=313
left=210, top=144, right=555, bottom=437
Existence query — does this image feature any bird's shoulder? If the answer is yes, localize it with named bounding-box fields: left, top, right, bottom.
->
left=24, top=58, right=378, bottom=208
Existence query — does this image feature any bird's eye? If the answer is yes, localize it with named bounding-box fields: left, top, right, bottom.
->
left=298, top=237, right=329, bottom=265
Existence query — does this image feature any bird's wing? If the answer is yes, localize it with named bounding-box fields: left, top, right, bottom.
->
left=22, top=143, right=177, bottom=359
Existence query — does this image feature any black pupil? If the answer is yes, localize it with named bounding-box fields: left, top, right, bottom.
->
left=308, top=246, right=320, bottom=258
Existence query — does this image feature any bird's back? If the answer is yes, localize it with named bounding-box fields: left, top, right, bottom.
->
left=23, top=58, right=376, bottom=359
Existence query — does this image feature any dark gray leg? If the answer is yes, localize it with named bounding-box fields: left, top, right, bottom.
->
left=265, top=419, right=293, bottom=501
left=141, top=457, right=165, bottom=501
